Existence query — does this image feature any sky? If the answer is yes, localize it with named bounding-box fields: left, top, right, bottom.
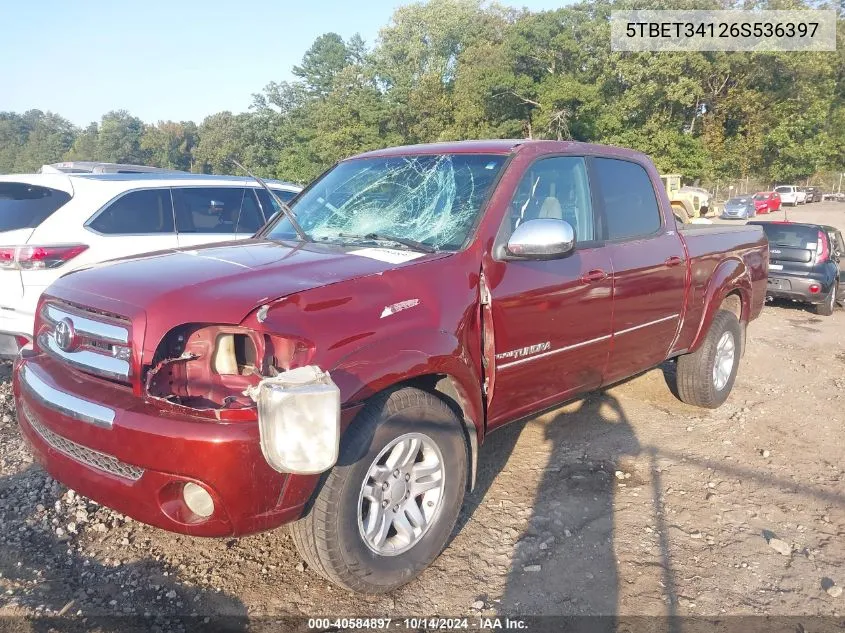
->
left=3, top=0, right=566, bottom=127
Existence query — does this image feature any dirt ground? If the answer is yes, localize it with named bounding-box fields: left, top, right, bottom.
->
left=0, top=202, right=843, bottom=628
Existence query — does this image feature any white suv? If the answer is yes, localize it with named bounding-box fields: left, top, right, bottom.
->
left=0, top=172, right=300, bottom=356
left=774, top=185, right=807, bottom=206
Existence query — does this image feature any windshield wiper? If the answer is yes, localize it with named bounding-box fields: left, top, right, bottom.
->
left=230, top=157, right=311, bottom=243
left=337, top=232, right=437, bottom=254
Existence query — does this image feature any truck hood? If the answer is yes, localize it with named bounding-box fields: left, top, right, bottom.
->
left=49, top=238, right=447, bottom=325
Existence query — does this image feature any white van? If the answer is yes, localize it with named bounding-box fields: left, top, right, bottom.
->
left=774, top=185, right=807, bottom=206
left=0, top=172, right=300, bottom=356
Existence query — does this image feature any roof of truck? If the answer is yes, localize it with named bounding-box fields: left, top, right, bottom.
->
left=352, top=139, right=647, bottom=161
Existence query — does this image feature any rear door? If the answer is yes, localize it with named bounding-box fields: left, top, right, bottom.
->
left=826, top=228, right=845, bottom=300
left=591, top=157, right=687, bottom=384
left=173, top=187, right=262, bottom=247
left=0, top=181, right=73, bottom=302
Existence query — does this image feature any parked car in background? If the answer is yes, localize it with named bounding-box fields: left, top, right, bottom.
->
left=801, top=186, right=822, bottom=203
left=750, top=221, right=843, bottom=316
left=721, top=195, right=757, bottom=219
left=0, top=173, right=301, bottom=356
left=774, top=185, right=806, bottom=206
left=752, top=191, right=781, bottom=214
left=13, top=139, right=767, bottom=594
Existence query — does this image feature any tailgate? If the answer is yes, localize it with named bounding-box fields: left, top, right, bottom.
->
left=768, top=245, right=814, bottom=274
left=759, top=224, right=820, bottom=274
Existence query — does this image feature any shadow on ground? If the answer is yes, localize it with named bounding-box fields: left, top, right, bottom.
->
left=0, top=465, right=248, bottom=632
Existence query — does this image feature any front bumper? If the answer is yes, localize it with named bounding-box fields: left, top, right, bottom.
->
left=13, top=354, right=329, bottom=537
left=721, top=209, right=751, bottom=219
left=765, top=275, right=832, bottom=304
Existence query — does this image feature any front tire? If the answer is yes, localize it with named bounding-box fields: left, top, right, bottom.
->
left=676, top=309, right=742, bottom=409
left=813, top=282, right=837, bottom=316
left=289, top=387, right=467, bottom=593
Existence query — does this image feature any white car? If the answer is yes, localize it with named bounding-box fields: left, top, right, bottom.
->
left=774, top=185, right=807, bottom=206
left=0, top=172, right=300, bottom=356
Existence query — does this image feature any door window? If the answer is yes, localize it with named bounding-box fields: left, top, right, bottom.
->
left=237, top=190, right=266, bottom=234
left=172, top=188, right=246, bottom=234
left=592, top=158, right=661, bottom=241
left=507, top=156, right=595, bottom=242
left=88, top=189, right=175, bottom=234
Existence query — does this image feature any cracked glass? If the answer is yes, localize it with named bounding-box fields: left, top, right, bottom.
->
left=266, top=154, right=507, bottom=250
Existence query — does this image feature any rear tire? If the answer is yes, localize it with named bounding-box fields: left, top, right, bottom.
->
left=288, top=387, right=467, bottom=594
left=676, top=309, right=742, bottom=409
left=813, top=283, right=837, bottom=316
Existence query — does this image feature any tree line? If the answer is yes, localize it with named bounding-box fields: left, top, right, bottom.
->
left=2, top=0, right=842, bottom=186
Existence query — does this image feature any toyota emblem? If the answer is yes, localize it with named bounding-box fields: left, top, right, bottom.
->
left=54, top=318, right=78, bottom=352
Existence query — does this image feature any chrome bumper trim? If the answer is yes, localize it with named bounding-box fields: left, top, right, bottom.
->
left=20, top=363, right=115, bottom=428
left=43, top=304, right=129, bottom=345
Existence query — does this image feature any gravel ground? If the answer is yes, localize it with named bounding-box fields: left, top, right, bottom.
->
left=0, top=202, right=843, bottom=629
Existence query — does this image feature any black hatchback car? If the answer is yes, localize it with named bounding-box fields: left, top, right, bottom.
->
left=801, top=186, right=822, bottom=203
left=750, top=221, right=844, bottom=316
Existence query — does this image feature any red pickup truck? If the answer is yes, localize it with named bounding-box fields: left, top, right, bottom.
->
left=13, top=140, right=767, bottom=593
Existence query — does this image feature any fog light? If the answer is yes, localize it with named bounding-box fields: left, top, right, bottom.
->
left=809, top=284, right=820, bottom=294
left=182, top=482, right=214, bottom=517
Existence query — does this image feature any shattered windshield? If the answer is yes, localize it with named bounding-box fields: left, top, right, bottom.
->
left=266, top=153, right=506, bottom=250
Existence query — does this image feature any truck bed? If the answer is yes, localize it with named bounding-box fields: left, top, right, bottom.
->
left=672, top=223, right=768, bottom=355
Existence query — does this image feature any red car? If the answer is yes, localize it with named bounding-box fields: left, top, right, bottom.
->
left=13, top=140, right=768, bottom=593
left=753, top=191, right=782, bottom=214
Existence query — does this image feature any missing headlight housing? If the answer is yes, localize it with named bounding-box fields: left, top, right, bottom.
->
left=245, top=366, right=341, bottom=474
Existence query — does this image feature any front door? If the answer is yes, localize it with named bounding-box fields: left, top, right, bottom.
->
left=485, top=156, right=614, bottom=428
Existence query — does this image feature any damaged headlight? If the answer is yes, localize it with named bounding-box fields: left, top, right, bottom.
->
left=245, top=365, right=341, bottom=474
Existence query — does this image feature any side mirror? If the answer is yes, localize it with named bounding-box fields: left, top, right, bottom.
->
left=506, top=218, right=575, bottom=260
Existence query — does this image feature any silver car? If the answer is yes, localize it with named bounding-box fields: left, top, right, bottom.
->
left=721, top=196, right=757, bottom=219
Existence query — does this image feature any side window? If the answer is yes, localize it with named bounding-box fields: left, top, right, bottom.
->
left=237, top=189, right=266, bottom=234
left=172, top=188, right=246, bottom=234
left=506, top=157, right=595, bottom=242
left=88, top=189, right=174, bottom=235
left=255, top=188, right=297, bottom=222
left=592, top=158, right=661, bottom=241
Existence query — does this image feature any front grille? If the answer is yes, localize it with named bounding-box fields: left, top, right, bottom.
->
left=39, top=301, right=132, bottom=383
left=21, top=402, right=144, bottom=482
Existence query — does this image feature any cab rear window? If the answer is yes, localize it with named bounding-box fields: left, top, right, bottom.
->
left=0, top=183, right=72, bottom=232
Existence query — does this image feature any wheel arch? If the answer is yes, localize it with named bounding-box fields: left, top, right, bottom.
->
left=330, top=330, right=484, bottom=492
left=689, top=258, right=751, bottom=355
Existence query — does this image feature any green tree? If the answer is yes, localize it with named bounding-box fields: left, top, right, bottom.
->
left=292, top=33, right=352, bottom=95
left=12, top=111, right=77, bottom=172
left=140, top=121, right=198, bottom=171
left=97, top=110, right=146, bottom=164
left=64, top=122, right=100, bottom=161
